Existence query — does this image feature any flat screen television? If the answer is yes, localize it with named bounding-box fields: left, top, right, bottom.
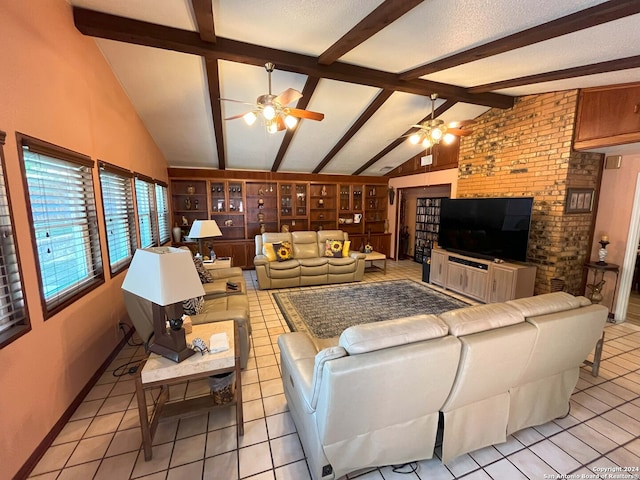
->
left=438, top=197, right=533, bottom=262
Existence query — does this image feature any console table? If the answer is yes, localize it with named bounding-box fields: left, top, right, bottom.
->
left=135, top=320, right=243, bottom=460
left=364, top=251, right=387, bottom=274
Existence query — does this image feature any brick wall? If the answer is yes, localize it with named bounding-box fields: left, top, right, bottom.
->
left=457, top=90, right=602, bottom=294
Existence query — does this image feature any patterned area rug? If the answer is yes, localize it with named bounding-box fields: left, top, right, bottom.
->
left=273, top=279, right=469, bottom=345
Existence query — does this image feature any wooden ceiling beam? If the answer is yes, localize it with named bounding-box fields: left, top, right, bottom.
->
left=204, top=58, right=226, bottom=169
left=400, top=0, right=640, bottom=80
left=72, top=7, right=513, bottom=109
left=271, top=76, right=321, bottom=172
left=191, top=0, right=216, bottom=43
left=317, top=0, right=423, bottom=65
left=353, top=99, right=457, bottom=175
left=313, top=89, right=394, bottom=174
left=469, top=55, right=640, bottom=93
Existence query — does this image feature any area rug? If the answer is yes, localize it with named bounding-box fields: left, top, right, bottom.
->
left=273, top=279, right=469, bottom=345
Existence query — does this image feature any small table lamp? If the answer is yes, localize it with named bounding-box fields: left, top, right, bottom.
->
left=122, top=247, right=205, bottom=362
left=188, top=219, right=223, bottom=261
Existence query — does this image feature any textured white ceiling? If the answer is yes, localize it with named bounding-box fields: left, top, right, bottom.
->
left=69, top=0, right=640, bottom=175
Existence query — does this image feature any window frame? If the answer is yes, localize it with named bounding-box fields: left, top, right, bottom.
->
left=17, top=133, right=104, bottom=319
left=0, top=131, right=30, bottom=348
left=99, top=161, right=138, bottom=277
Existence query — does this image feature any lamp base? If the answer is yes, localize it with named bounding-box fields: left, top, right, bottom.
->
left=150, top=328, right=194, bottom=362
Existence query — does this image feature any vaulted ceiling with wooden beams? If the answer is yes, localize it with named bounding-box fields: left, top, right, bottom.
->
left=69, top=0, right=640, bottom=176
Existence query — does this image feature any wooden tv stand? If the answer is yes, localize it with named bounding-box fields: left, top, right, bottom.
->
left=430, top=249, right=536, bottom=303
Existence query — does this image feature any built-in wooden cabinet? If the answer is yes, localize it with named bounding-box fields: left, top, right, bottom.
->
left=574, top=82, right=640, bottom=150
left=429, top=249, right=536, bottom=303
left=169, top=171, right=389, bottom=268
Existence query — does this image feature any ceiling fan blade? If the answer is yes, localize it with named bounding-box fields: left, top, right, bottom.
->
left=447, top=128, right=473, bottom=136
left=449, top=119, right=476, bottom=128
left=220, top=98, right=255, bottom=107
left=275, top=88, right=303, bottom=106
left=285, top=108, right=325, bottom=121
left=225, top=112, right=250, bottom=121
left=276, top=116, right=286, bottom=131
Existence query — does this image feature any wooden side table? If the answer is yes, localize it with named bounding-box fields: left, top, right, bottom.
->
left=364, top=251, right=387, bottom=274
left=203, top=257, right=232, bottom=270
left=135, top=320, right=243, bottom=460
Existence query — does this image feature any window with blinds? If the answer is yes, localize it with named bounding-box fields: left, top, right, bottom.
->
left=155, top=182, right=170, bottom=244
left=19, top=135, right=104, bottom=318
left=99, top=163, right=137, bottom=275
left=0, top=132, right=29, bottom=348
left=135, top=176, right=158, bottom=248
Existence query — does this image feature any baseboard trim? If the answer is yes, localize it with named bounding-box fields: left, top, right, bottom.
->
left=14, top=328, right=134, bottom=480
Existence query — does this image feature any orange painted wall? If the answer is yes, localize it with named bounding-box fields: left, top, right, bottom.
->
left=0, top=1, right=167, bottom=477
left=590, top=153, right=640, bottom=312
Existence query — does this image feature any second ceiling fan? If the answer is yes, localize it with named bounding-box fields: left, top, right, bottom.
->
left=408, top=94, right=474, bottom=148
left=222, top=62, right=324, bottom=133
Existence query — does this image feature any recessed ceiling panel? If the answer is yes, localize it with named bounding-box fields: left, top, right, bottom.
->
left=323, top=92, right=432, bottom=175
left=341, top=0, right=607, bottom=73
left=219, top=61, right=308, bottom=170
left=96, top=39, right=217, bottom=168
left=425, top=14, right=640, bottom=89
left=213, top=0, right=384, bottom=56
left=279, top=79, right=380, bottom=173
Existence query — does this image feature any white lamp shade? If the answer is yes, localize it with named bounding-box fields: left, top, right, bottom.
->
left=188, top=219, right=222, bottom=239
left=122, top=247, right=205, bottom=306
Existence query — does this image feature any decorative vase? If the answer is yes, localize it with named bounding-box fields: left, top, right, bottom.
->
left=384, top=218, right=389, bottom=233
left=172, top=225, right=182, bottom=243
left=186, top=185, right=195, bottom=195
left=260, top=224, right=266, bottom=234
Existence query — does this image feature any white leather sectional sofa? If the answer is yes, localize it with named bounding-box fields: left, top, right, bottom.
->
left=277, top=292, right=607, bottom=480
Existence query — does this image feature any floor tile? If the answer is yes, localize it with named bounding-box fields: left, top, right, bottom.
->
left=66, top=433, right=113, bottom=466
left=206, top=425, right=238, bottom=457
left=203, top=451, right=238, bottom=480
left=170, top=433, right=206, bottom=467
left=508, top=449, right=557, bottom=479
left=94, top=451, right=138, bottom=480
left=56, top=460, right=100, bottom=480
left=483, top=459, right=528, bottom=480
left=529, top=440, right=581, bottom=474
left=239, top=442, right=272, bottom=478
left=52, top=418, right=92, bottom=446
left=549, top=431, right=601, bottom=465
left=270, top=433, right=304, bottom=467
left=30, top=442, right=78, bottom=476
left=167, top=460, right=204, bottom=480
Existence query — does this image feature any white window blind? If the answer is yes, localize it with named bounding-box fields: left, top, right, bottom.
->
left=99, top=163, right=137, bottom=275
left=0, top=131, right=28, bottom=347
left=135, top=176, right=157, bottom=248
left=155, top=182, right=170, bottom=244
left=20, top=136, right=104, bottom=317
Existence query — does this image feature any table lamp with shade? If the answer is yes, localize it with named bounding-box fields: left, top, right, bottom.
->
left=188, top=219, right=223, bottom=261
left=122, top=247, right=205, bottom=362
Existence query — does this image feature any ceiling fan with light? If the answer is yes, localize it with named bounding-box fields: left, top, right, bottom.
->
left=222, top=62, right=325, bottom=134
left=408, top=94, right=474, bottom=148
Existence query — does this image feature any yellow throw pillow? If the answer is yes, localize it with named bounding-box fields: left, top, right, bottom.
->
left=342, top=240, right=351, bottom=257
left=263, top=242, right=277, bottom=262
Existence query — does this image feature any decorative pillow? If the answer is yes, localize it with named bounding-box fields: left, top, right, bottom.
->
left=263, top=242, right=277, bottom=262
left=273, top=241, right=293, bottom=262
left=193, top=256, right=214, bottom=283
left=183, top=296, right=204, bottom=315
left=324, top=239, right=344, bottom=258
left=342, top=240, right=351, bottom=257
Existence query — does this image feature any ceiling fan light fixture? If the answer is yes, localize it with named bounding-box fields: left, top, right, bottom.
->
left=409, top=133, right=421, bottom=145
left=421, top=137, right=432, bottom=148
left=243, top=111, right=257, bottom=126
left=267, top=121, right=278, bottom=134
left=443, top=133, right=456, bottom=144
left=431, top=127, right=443, bottom=141
left=284, top=114, right=298, bottom=129
left=262, top=104, right=276, bottom=121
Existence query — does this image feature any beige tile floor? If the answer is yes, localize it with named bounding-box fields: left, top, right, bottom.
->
left=28, top=260, right=640, bottom=480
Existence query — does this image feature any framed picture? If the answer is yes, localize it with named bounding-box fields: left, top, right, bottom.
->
left=565, top=188, right=594, bottom=214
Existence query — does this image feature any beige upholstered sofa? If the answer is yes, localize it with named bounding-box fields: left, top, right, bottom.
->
left=254, top=230, right=366, bottom=290
left=123, top=267, right=252, bottom=369
left=278, top=292, right=607, bottom=479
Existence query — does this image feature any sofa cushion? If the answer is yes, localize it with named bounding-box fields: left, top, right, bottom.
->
left=273, top=241, right=293, bottom=261
left=507, top=292, right=582, bottom=317
left=439, top=303, right=524, bottom=337
left=291, top=231, right=320, bottom=259
left=338, top=314, right=449, bottom=354
left=324, top=239, right=344, bottom=258
left=263, top=243, right=277, bottom=262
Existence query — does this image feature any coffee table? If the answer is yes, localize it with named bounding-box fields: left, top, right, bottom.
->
left=364, top=251, right=387, bottom=274
left=134, top=320, right=243, bottom=460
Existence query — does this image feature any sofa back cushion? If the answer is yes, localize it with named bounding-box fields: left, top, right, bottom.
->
left=507, top=292, right=585, bottom=317
left=439, top=303, right=524, bottom=337
left=291, top=231, right=319, bottom=259
left=339, top=314, right=449, bottom=354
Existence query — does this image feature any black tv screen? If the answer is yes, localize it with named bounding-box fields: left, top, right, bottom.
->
left=439, top=197, right=533, bottom=262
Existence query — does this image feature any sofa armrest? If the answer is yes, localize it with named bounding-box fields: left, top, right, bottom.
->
left=208, top=267, right=244, bottom=281
left=278, top=332, right=347, bottom=412
left=349, top=252, right=366, bottom=260
left=254, top=255, right=269, bottom=266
